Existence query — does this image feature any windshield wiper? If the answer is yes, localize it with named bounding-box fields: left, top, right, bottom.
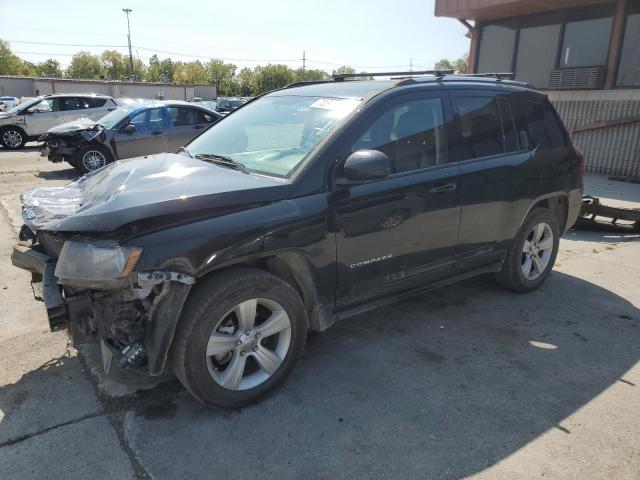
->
left=194, top=153, right=249, bottom=174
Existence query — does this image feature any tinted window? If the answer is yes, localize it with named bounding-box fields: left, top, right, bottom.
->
left=87, top=98, right=107, bottom=108
left=515, top=14, right=562, bottom=88
left=617, top=4, right=640, bottom=87
left=455, top=96, right=506, bottom=160
left=510, top=98, right=570, bottom=150
left=169, top=107, right=200, bottom=126
left=496, top=98, right=518, bottom=152
left=477, top=20, right=517, bottom=73
left=62, top=97, right=88, bottom=111
left=352, top=96, right=447, bottom=173
left=560, top=16, right=612, bottom=67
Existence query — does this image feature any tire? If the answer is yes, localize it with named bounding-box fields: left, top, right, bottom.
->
left=0, top=126, right=27, bottom=149
left=496, top=208, right=560, bottom=293
left=170, top=268, right=308, bottom=408
left=75, top=146, right=112, bottom=174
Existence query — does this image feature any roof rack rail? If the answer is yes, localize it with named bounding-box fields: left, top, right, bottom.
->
left=461, top=72, right=516, bottom=80
left=283, top=80, right=333, bottom=89
left=332, top=69, right=453, bottom=82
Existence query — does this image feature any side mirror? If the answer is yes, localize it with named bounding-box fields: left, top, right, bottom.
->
left=340, top=149, right=391, bottom=184
left=123, top=123, right=136, bottom=134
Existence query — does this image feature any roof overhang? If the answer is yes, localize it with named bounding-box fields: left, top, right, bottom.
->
left=435, top=0, right=611, bottom=22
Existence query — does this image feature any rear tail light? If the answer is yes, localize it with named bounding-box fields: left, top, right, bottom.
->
left=574, top=145, right=585, bottom=180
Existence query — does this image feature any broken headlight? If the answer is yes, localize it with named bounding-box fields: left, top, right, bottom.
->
left=55, top=239, right=142, bottom=289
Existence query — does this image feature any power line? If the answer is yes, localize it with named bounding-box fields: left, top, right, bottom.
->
left=9, top=40, right=128, bottom=48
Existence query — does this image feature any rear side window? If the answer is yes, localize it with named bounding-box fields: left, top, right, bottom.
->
left=455, top=96, right=506, bottom=159
left=87, top=98, right=107, bottom=108
left=511, top=98, right=568, bottom=149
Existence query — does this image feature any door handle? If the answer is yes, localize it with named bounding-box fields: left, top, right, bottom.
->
left=151, top=130, right=163, bottom=135
left=429, top=182, right=456, bottom=194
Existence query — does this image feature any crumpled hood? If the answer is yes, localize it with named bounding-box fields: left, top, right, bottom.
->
left=22, top=153, right=288, bottom=233
left=47, top=118, right=98, bottom=135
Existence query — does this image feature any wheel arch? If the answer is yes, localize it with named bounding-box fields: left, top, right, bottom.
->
left=520, top=193, right=569, bottom=233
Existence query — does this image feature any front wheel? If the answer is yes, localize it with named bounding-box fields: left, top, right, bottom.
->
left=171, top=268, right=308, bottom=408
left=0, top=127, right=27, bottom=149
left=497, top=208, right=560, bottom=293
left=76, top=146, right=112, bottom=174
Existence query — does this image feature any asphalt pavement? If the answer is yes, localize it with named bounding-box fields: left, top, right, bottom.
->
left=0, top=145, right=638, bottom=479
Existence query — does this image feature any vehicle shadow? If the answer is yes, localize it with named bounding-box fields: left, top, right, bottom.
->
left=35, top=168, right=77, bottom=181
left=117, top=271, right=640, bottom=479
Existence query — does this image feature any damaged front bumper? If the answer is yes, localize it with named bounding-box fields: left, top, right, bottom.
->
left=11, top=242, right=194, bottom=376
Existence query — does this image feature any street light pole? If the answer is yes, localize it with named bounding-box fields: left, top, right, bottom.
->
left=122, top=8, right=134, bottom=80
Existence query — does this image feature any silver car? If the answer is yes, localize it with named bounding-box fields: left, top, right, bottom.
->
left=0, top=93, right=117, bottom=149
left=41, top=100, right=222, bottom=173
left=0, top=96, right=19, bottom=112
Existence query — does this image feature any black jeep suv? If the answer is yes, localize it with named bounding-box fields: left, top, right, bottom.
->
left=12, top=76, right=583, bottom=407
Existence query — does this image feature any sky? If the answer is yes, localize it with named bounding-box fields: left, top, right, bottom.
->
left=0, top=0, right=469, bottom=73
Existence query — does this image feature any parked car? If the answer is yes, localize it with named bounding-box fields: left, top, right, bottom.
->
left=12, top=76, right=583, bottom=408
left=0, top=94, right=117, bottom=149
left=215, top=96, right=249, bottom=113
left=40, top=101, right=223, bottom=173
left=0, top=96, right=19, bottom=112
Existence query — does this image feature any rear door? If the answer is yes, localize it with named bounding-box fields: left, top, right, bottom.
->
left=331, top=90, right=462, bottom=309
left=113, top=107, right=169, bottom=159
left=82, top=97, right=116, bottom=121
left=166, top=107, right=217, bottom=152
left=450, top=90, right=540, bottom=272
left=61, top=96, right=88, bottom=123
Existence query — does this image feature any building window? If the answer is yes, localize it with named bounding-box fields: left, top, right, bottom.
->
left=515, top=13, right=563, bottom=88
left=560, top=5, right=614, bottom=67
left=477, top=20, right=517, bottom=73
left=617, top=3, right=640, bottom=87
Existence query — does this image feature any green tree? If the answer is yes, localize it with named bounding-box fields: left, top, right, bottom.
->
left=158, top=58, right=175, bottom=83
left=252, top=64, right=295, bottom=94
left=101, top=50, right=128, bottom=80
left=434, top=54, right=468, bottom=74
left=332, top=65, right=356, bottom=76
left=147, top=54, right=161, bottom=82
left=66, top=51, right=103, bottom=79
left=173, top=60, right=207, bottom=85
left=207, top=59, right=236, bottom=95
left=0, top=40, right=27, bottom=75
left=231, top=67, right=256, bottom=96
left=36, top=58, right=62, bottom=77
left=20, top=61, right=37, bottom=77
left=294, top=68, right=329, bottom=82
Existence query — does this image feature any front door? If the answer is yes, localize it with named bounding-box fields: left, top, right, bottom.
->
left=331, top=91, right=462, bottom=309
left=23, top=98, right=65, bottom=136
left=113, top=107, right=169, bottom=159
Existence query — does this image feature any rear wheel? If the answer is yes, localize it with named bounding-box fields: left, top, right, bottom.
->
left=171, top=268, right=307, bottom=408
left=0, top=127, right=27, bottom=149
left=497, top=208, right=560, bottom=293
left=76, top=146, right=112, bottom=174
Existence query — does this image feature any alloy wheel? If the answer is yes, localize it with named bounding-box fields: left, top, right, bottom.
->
left=206, top=298, right=291, bottom=391
left=521, top=222, right=554, bottom=280
left=2, top=129, right=23, bottom=148
left=82, top=150, right=107, bottom=171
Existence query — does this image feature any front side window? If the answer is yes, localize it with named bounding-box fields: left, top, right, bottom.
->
left=28, top=98, right=62, bottom=112
left=187, top=95, right=361, bottom=178
left=456, top=96, right=507, bottom=160
left=352, top=96, right=447, bottom=173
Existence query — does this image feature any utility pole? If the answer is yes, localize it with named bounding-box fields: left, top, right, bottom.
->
left=302, top=50, right=306, bottom=80
left=410, top=58, right=413, bottom=73
left=122, top=8, right=134, bottom=81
